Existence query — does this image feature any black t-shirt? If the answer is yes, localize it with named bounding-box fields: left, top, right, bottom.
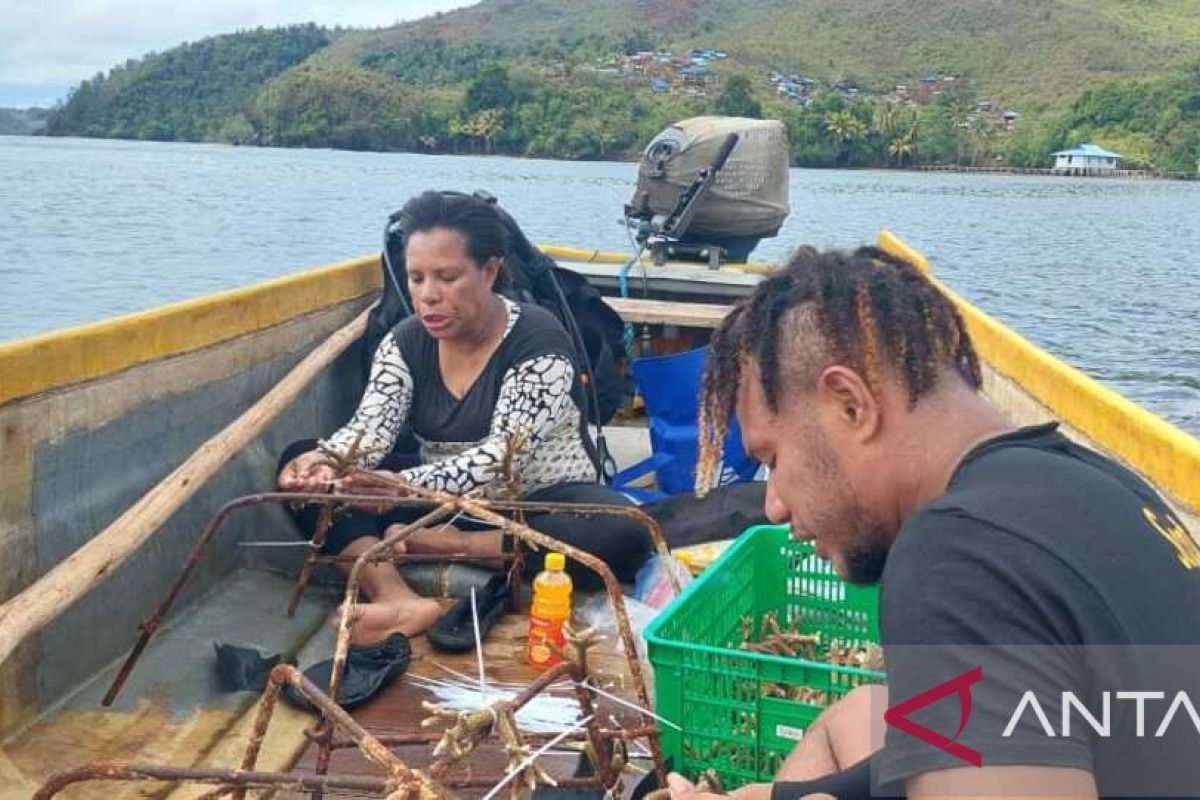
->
left=876, top=423, right=1200, bottom=796
left=321, top=298, right=596, bottom=495
left=391, top=301, right=576, bottom=444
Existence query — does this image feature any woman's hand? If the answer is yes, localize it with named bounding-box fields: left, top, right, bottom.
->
left=332, top=469, right=400, bottom=496
left=334, top=469, right=403, bottom=513
left=278, top=450, right=336, bottom=493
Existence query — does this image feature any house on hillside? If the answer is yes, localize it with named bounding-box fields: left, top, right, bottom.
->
left=1052, top=143, right=1123, bottom=175
left=916, top=73, right=945, bottom=103
left=627, top=52, right=654, bottom=74
left=680, top=64, right=715, bottom=88
left=832, top=80, right=859, bottom=98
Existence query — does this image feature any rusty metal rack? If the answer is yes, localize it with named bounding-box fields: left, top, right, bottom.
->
left=44, top=469, right=680, bottom=798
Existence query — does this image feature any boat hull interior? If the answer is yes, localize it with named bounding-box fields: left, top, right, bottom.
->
left=2, top=239, right=1197, bottom=797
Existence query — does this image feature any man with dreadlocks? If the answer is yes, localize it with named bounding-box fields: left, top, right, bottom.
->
left=667, top=246, right=1200, bottom=799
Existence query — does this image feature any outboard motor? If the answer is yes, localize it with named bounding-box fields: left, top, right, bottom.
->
left=625, top=116, right=790, bottom=266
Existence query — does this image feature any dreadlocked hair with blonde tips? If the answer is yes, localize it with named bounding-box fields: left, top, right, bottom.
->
left=694, top=245, right=982, bottom=495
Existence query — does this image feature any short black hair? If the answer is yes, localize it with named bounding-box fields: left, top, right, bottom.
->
left=400, top=191, right=509, bottom=268
left=696, top=245, right=982, bottom=492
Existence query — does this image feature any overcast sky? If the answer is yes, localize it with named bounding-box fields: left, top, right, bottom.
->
left=0, top=0, right=473, bottom=107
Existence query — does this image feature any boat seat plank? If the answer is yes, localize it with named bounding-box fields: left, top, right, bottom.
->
left=603, top=297, right=731, bottom=329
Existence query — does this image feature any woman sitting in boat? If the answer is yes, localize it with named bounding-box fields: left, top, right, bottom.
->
left=277, top=191, right=651, bottom=643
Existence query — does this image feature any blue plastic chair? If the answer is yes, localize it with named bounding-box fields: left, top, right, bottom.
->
left=612, top=347, right=759, bottom=501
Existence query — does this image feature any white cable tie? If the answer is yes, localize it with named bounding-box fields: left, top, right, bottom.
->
left=431, top=661, right=482, bottom=685
left=432, top=660, right=572, bottom=694
left=580, top=679, right=682, bottom=731
left=480, top=715, right=594, bottom=800
left=432, top=660, right=518, bottom=688
left=471, top=586, right=488, bottom=703
left=408, top=675, right=489, bottom=695
left=432, top=510, right=466, bottom=535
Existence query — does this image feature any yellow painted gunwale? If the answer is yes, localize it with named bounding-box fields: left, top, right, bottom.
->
left=876, top=231, right=1200, bottom=515
left=0, top=248, right=771, bottom=408
left=2, top=236, right=1195, bottom=514
left=0, top=255, right=380, bottom=406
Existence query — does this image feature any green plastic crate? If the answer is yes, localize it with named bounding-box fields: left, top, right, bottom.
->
left=644, top=524, right=884, bottom=788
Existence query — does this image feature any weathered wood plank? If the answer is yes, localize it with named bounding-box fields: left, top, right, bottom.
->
left=290, top=611, right=649, bottom=798
left=604, top=297, right=731, bottom=329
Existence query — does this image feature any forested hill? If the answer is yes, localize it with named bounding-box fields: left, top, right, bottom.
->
left=42, top=25, right=332, bottom=142
left=324, top=0, right=1200, bottom=108
left=40, top=0, right=1200, bottom=172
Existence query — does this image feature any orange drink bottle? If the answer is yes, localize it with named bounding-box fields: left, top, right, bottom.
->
left=526, top=552, right=572, bottom=669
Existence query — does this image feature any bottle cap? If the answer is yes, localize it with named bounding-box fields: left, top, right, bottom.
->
left=545, top=552, right=566, bottom=571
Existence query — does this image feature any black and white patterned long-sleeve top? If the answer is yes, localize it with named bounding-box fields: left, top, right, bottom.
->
left=322, top=297, right=597, bottom=496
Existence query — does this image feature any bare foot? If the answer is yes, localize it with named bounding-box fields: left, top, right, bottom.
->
left=385, top=523, right=468, bottom=556
left=333, top=598, right=443, bottom=643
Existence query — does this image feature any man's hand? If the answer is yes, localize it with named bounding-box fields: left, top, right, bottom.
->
left=667, top=773, right=722, bottom=800
left=278, top=450, right=336, bottom=493
left=668, top=773, right=831, bottom=800
left=667, top=773, right=777, bottom=800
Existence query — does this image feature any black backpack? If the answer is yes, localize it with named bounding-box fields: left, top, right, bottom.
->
left=364, top=190, right=626, bottom=479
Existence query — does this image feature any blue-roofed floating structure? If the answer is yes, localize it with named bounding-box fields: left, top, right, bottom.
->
left=1053, top=143, right=1123, bottom=175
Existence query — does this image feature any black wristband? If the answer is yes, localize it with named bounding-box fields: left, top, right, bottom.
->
left=770, top=758, right=899, bottom=800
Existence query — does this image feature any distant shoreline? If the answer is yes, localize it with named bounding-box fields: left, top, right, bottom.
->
left=10, top=132, right=1200, bottom=181
left=904, top=164, right=1199, bottom=181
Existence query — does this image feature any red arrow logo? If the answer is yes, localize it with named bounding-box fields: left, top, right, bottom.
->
left=884, top=666, right=983, bottom=767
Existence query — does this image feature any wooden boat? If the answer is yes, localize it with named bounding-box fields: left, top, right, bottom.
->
left=0, top=233, right=1197, bottom=798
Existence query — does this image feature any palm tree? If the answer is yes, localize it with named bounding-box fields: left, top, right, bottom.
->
left=872, top=102, right=902, bottom=133
left=824, top=110, right=868, bottom=166
left=471, top=108, right=505, bottom=154
left=888, top=126, right=918, bottom=167
left=966, top=115, right=995, bottom=167
left=825, top=109, right=867, bottom=143
left=873, top=102, right=914, bottom=166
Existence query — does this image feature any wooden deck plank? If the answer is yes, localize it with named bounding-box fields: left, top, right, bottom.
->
left=1, top=570, right=335, bottom=800
left=603, top=297, right=731, bottom=329
left=289, top=610, right=650, bottom=798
